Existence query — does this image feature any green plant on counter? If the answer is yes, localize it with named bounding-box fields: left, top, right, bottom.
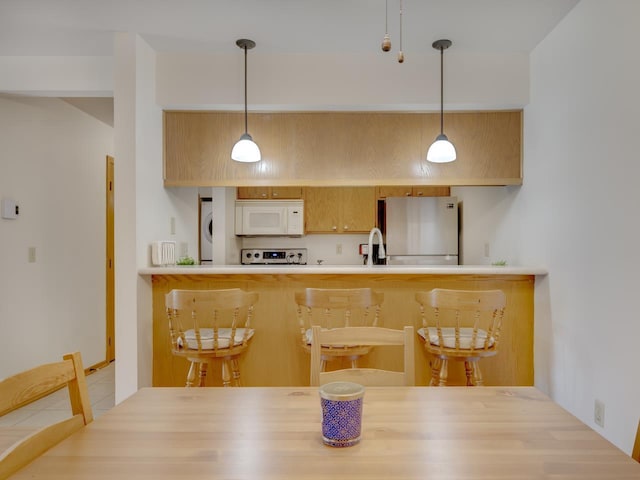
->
left=176, top=256, right=195, bottom=265
left=491, top=260, right=507, bottom=266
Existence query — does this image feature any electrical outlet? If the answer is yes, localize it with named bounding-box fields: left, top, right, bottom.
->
left=336, top=243, right=342, bottom=255
left=484, top=242, right=490, bottom=257
left=594, top=399, right=605, bottom=427
left=28, top=246, right=36, bottom=263
left=170, top=217, right=176, bottom=235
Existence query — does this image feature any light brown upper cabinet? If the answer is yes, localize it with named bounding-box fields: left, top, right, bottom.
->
left=377, top=186, right=451, bottom=198
left=305, top=187, right=376, bottom=234
left=237, top=186, right=303, bottom=199
left=163, top=111, right=522, bottom=187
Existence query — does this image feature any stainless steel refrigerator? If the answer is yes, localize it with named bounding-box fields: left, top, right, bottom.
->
left=384, top=196, right=459, bottom=265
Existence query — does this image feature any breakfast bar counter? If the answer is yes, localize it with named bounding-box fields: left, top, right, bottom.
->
left=140, top=265, right=546, bottom=387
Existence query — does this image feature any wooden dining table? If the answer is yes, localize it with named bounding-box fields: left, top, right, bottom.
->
left=8, top=386, right=640, bottom=479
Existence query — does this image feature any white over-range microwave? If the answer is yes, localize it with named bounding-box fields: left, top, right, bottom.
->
left=235, top=200, right=304, bottom=236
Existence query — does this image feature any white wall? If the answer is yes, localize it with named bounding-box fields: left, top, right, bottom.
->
left=157, top=52, right=529, bottom=110
left=494, top=0, right=640, bottom=453
left=0, top=95, right=113, bottom=378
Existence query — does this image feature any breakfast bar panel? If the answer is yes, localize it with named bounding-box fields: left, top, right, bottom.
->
left=149, top=271, right=535, bottom=387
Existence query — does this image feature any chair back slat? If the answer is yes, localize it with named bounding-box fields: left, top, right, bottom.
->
left=0, top=352, right=93, bottom=479
left=632, top=420, right=640, bottom=462
left=310, top=325, right=415, bottom=387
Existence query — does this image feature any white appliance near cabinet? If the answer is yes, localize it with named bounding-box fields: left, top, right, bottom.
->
left=235, top=200, right=304, bottom=236
left=199, top=197, right=213, bottom=264
left=385, top=196, right=459, bottom=265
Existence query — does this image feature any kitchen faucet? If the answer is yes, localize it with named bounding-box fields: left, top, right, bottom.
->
left=367, top=227, right=386, bottom=266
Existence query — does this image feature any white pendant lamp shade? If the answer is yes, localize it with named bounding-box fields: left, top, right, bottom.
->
left=232, top=38, right=261, bottom=163
left=427, top=39, right=456, bottom=164
left=427, top=134, right=456, bottom=163
left=231, top=133, right=261, bottom=163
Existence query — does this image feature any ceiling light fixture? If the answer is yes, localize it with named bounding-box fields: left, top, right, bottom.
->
left=427, top=39, right=456, bottom=163
left=231, top=38, right=261, bottom=163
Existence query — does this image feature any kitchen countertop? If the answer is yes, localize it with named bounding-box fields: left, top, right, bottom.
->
left=139, top=264, right=548, bottom=275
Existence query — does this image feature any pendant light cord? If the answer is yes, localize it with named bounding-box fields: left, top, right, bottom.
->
left=243, top=44, right=248, bottom=134
left=399, top=0, right=403, bottom=51
left=439, top=45, right=444, bottom=135
left=385, top=0, right=388, bottom=33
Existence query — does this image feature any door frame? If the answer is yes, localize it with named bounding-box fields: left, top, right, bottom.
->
left=106, top=155, right=115, bottom=362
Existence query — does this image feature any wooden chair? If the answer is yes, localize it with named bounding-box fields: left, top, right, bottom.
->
left=415, top=289, right=506, bottom=386
left=0, top=352, right=93, bottom=479
left=632, top=419, right=640, bottom=462
left=166, top=288, right=259, bottom=387
left=310, top=325, right=415, bottom=386
left=296, top=288, right=383, bottom=371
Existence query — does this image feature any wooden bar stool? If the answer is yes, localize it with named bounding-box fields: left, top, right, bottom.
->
left=295, top=288, right=383, bottom=373
left=166, top=289, right=259, bottom=387
left=415, top=289, right=506, bottom=386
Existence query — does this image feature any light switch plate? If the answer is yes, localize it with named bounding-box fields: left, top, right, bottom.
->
left=1, top=198, right=18, bottom=219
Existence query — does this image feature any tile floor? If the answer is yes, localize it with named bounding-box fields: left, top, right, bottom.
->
left=0, top=361, right=115, bottom=428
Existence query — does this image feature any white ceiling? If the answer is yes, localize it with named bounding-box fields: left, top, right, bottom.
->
left=0, top=0, right=580, bottom=56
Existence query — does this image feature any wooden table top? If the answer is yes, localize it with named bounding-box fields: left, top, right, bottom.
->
left=9, top=386, right=640, bottom=479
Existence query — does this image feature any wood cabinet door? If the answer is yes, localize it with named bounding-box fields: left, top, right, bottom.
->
left=237, top=186, right=303, bottom=199
left=270, top=186, right=303, bottom=199
left=237, top=187, right=270, bottom=199
left=304, top=187, right=341, bottom=233
left=341, top=187, right=376, bottom=233
left=411, top=186, right=451, bottom=197
left=377, top=186, right=413, bottom=198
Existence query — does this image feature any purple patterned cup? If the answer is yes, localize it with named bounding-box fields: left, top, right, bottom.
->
left=319, top=382, right=365, bottom=447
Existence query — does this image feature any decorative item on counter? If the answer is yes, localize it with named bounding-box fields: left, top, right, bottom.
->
left=151, top=241, right=176, bottom=266
left=491, top=260, right=507, bottom=266
left=176, top=256, right=195, bottom=265
left=319, top=382, right=365, bottom=447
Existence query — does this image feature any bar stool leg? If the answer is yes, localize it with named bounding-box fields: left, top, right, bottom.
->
left=222, top=359, right=232, bottom=387
left=464, top=361, right=474, bottom=386
left=186, top=361, right=198, bottom=387
left=349, top=356, right=359, bottom=369
left=437, top=359, right=449, bottom=386
left=231, top=358, right=242, bottom=386
left=198, top=362, right=208, bottom=387
left=472, top=362, right=484, bottom=386
left=430, top=358, right=442, bottom=386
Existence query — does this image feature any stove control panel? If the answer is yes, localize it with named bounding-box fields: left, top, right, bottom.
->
left=241, top=248, right=307, bottom=265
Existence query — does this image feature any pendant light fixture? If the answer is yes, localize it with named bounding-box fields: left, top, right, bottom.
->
left=381, top=0, right=391, bottom=52
left=397, top=0, right=404, bottom=63
left=231, top=38, right=261, bottom=163
left=427, top=39, right=456, bottom=163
